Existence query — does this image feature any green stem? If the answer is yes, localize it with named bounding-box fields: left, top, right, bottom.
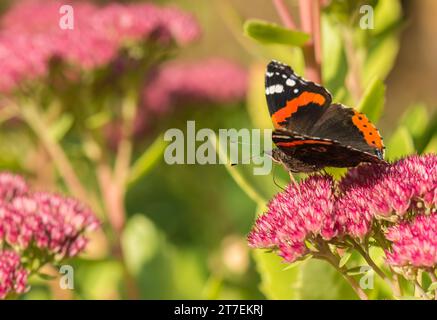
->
left=20, top=102, right=92, bottom=205
left=349, top=238, right=401, bottom=297
left=428, top=270, right=437, bottom=300
left=314, top=239, right=368, bottom=300
left=210, top=132, right=266, bottom=206
left=318, top=252, right=369, bottom=300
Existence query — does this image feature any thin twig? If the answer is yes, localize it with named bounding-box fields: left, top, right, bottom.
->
left=272, top=0, right=297, bottom=29
left=298, top=0, right=322, bottom=83
left=19, top=102, right=91, bottom=205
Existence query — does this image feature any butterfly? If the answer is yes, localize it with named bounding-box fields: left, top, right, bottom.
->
left=265, top=60, right=386, bottom=173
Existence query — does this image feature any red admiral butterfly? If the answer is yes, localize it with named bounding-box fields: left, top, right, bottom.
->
left=266, top=60, right=386, bottom=173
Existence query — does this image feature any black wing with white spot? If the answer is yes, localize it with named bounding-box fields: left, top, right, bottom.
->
left=265, top=60, right=332, bottom=133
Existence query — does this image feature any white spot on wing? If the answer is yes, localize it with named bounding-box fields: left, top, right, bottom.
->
left=286, top=79, right=296, bottom=87
left=274, top=84, right=284, bottom=93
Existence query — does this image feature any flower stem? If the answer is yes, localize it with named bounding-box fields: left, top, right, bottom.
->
left=314, top=239, right=368, bottom=300
left=272, top=0, right=322, bottom=83
left=20, top=102, right=91, bottom=205
left=320, top=253, right=369, bottom=300
left=95, top=92, right=140, bottom=300
left=428, top=270, right=437, bottom=300
left=414, top=279, right=427, bottom=299
left=350, top=238, right=401, bottom=298
left=298, top=0, right=322, bottom=83
left=272, top=0, right=297, bottom=29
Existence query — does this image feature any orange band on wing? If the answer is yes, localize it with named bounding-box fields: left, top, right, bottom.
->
left=351, top=111, right=384, bottom=150
left=272, top=92, right=326, bottom=128
left=276, top=140, right=333, bottom=147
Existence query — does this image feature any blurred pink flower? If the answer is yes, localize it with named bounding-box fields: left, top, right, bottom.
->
left=385, top=214, right=437, bottom=268
left=0, top=172, right=29, bottom=203
left=248, top=175, right=338, bottom=262
left=0, top=250, right=28, bottom=299
left=0, top=0, right=201, bottom=92
left=0, top=173, right=99, bottom=259
left=142, top=58, right=248, bottom=114
left=100, top=57, right=248, bottom=148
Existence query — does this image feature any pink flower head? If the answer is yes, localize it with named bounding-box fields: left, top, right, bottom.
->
left=248, top=175, right=338, bottom=262
left=336, top=154, right=437, bottom=239
left=248, top=154, right=437, bottom=262
left=0, top=173, right=29, bottom=203
left=143, top=58, right=248, bottom=113
left=0, top=0, right=201, bottom=92
left=0, top=250, right=28, bottom=299
left=1, top=193, right=99, bottom=258
left=385, top=214, right=437, bottom=268
left=0, top=172, right=99, bottom=260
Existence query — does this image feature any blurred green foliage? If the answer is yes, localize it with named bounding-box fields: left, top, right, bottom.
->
left=0, top=0, right=435, bottom=300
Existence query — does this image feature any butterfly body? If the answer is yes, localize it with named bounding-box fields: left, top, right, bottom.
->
left=266, top=60, right=386, bottom=173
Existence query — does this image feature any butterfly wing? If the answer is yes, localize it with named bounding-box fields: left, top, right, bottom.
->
left=266, top=60, right=386, bottom=171
left=265, top=60, right=332, bottom=133
left=272, top=128, right=384, bottom=168
left=308, top=103, right=385, bottom=160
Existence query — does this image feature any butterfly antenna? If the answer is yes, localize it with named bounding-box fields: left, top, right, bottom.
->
left=288, top=172, right=299, bottom=186
left=272, top=165, right=285, bottom=191
left=229, top=139, right=263, bottom=166
left=231, top=152, right=265, bottom=166
left=229, top=139, right=260, bottom=146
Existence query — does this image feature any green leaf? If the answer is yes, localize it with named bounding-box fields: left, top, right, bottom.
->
left=386, top=126, right=415, bottom=161
left=202, top=276, right=223, bottom=300
left=128, top=134, right=167, bottom=187
left=424, top=135, right=437, bottom=154
left=282, top=254, right=313, bottom=271
left=373, top=0, right=402, bottom=34
left=339, top=251, right=353, bottom=268
left=121, top=214, right=160, bottom=276
left=85, top=111, right=111, bottom=129
left=417, top=113, right=437, bottom=153
left=37, top=273, right=57, bottom=281
left=75, top=260, right=124, bottom=299
left=400, top=104, right=429, bottom=140
left=363, top=0, right=402, bottom=84
left=357, top=78, right=385, bottom=123
left=428, top=282, right=437, bottom=292
left=246, top=63, right=273, bottom=130
left=322, top=15, right=347, bottom=97
left=299, top=259, right=357, bottom=299
left=243, top=19, right=310, bottom=47
left=346, top=266, right=369, bottom=276
left=49, top=113, right=74, bottom=141
left=253, top=249, right=302, bottom=299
